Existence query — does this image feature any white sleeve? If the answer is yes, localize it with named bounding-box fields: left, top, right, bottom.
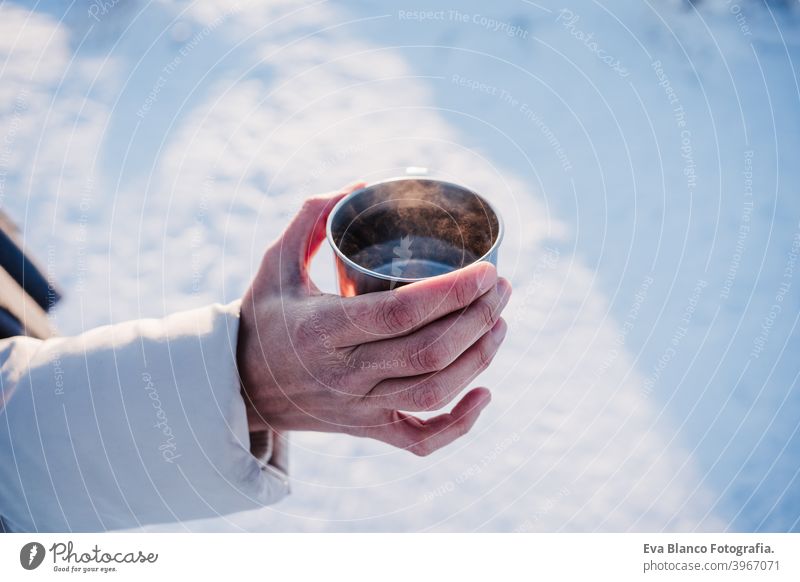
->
left=0, top=301, right=290, bottom=532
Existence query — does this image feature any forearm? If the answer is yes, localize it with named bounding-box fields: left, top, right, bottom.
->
left=0, top=302, right=289, bottom=532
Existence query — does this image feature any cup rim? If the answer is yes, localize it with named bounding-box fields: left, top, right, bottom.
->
left=325, top=176, right=505, bottom=283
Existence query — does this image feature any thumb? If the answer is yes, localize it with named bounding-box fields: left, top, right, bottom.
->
left=260, top=181, right=366, bottom=295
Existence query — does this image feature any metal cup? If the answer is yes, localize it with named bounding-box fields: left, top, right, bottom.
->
left=326, top=175, right=503, bottom=296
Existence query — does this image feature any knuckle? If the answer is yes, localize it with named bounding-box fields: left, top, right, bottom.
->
left=453, top=277, right=470, bottom=307
left=479, top=298, right=498, bottom=330
left=412, top=381, right=442, bottom=411
left=454, top=419, right=470, bottom=439
left=424, top=344, right=447, bottom=370
left=476, top=341, right=495, bottom=370
left=406, top=337, right=429, bottom=371
left=409, top=340, right=447, bottom=372
left=378, top=293, right=417, bottom=334
left=433, top=341, right=454, bottom=368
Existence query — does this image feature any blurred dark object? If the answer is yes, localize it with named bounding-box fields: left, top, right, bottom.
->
left=0, top=211, right=61, bottom=339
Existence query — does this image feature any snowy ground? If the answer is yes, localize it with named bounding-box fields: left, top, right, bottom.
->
left=1, top=0, right=798, bottom=531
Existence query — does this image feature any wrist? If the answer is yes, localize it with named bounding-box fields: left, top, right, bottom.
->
left=237, top=294, right=271, bottom=433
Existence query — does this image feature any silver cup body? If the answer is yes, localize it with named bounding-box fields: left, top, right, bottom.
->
left=326, top=177, right=503, bottom=296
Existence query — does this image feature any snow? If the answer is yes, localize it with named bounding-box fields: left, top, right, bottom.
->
left=1, top=0, right=798, bottom=531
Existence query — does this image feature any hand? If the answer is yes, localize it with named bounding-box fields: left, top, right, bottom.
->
left=237, top=183, right=512, bottom=456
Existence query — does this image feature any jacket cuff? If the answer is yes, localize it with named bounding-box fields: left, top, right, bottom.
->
left=250, top=428, right=290, bottom=491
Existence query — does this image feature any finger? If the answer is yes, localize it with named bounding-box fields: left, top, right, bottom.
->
left=367, top=388, right=492, bottom=456
left=257, top=181, right=366, bottom=294
left=324, top=260, right=499, bottom=346
left=363, top=318, right=507, bottom=411
left=352, top=278, right=511, bottom=381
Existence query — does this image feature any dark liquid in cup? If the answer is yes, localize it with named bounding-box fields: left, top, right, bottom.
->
left=329, top=179, right=500, bottom=294
left=350, top=236, right=479, bottom=279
